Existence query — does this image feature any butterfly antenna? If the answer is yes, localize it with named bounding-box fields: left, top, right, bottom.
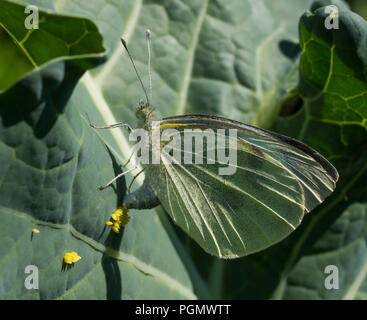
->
left=120, top=38, right=150, bottom=106
left=146, top=29, right=153, bottom=105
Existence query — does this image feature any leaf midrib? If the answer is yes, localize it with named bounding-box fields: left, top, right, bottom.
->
left=176, top=0, right=209, bottom=115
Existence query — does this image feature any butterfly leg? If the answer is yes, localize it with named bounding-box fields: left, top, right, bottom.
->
left=89, top=122, right=133, bottom=133
left=127, top=168, right=146, bottom=193
left=122, top=148, right=136, bottom=168
left=88, top=117, right=142, bottom=190
left=99, top=166, right=138, bottom=190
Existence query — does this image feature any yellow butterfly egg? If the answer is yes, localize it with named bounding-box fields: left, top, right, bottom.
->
left=112, top=224, right=120, bottom=233
left=111, top=213, right=120, bottom=221
left=63, top=252, right=81, bottom=264
left=109, top=206, right=130, bottom=233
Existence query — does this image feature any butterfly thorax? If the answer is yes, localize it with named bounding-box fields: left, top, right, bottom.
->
left=135, top=102, right=165, bottom=165
left=136, top=102, right=158, bottom=130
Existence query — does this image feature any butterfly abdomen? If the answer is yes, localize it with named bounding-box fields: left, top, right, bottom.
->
left=123, top=177, right=160, bottom=210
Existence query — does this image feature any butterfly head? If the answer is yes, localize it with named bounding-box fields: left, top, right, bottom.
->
left=136, top=101, right=156, bottom=127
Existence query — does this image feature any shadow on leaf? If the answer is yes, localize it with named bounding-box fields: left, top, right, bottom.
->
left=100, top=144, right=128, bottom=300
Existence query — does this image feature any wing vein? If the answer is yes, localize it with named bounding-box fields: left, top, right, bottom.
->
left=169, top=164, right=222, bottom=256
left=192, top=164, right=296, bottom=230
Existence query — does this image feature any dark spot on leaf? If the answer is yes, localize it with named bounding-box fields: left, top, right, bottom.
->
left=279, top=95, right=304, bottom=117
left=279, top=40, right=301, bottom=60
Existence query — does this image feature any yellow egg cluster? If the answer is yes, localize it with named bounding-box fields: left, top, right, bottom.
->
left=32, top=228, right=40, bottom=234
left=63, top=252, right=81, bottom=265
left=106, top=206, right=130, bottom=233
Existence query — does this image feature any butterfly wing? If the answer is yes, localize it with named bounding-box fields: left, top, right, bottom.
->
left=146, top=115, right=338, bottom=258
